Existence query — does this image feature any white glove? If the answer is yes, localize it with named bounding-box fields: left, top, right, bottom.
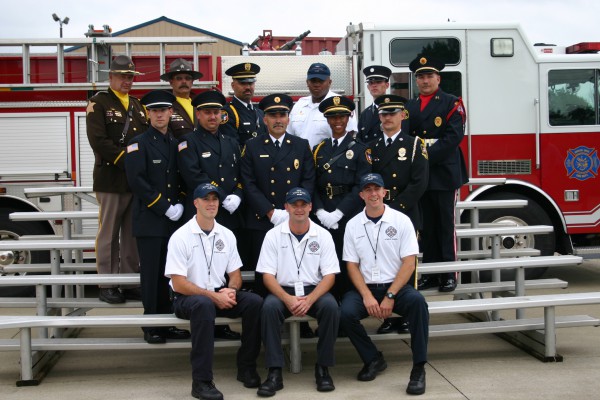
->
left=270, top=209, right=289, bottom=226
left=316, top=209, right=343, bottom=229
left=222, top=194, right=241, bottom=214
left=330, top=209, right=344, bottom=225
left=315, top=209, right=328, bottom=225
left=330, top=223, right=339, bottom=230
left=165, top=204, right=184, bottom=221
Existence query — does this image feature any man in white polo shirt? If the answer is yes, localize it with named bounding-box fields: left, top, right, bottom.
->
left=165, top=183, right=263, bottom=400
left=256, top=187, right=340, bottom=397
left=340, top=173, right=429, bottom=395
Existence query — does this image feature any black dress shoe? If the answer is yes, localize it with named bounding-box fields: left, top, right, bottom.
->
left=121, top=287, right=142, bottom=301
left=300, top=321, right=314, bottom=338
left=257, top=367, right=283, bottom=397
left=377, top=318, right=400, bottom=334
left=164, top=326, right=191, bottom=340
left=214, top=324, right=241, bottom=340
left=397, top=319, right=410, bottom=333
left=439, top=277, right=457, bottom=292
left=99, top=288, right=125, bottom=304
left=417, top=276, right=439, bottom=291
left=357, top=352, right=387, bottom=381
left=144, top=331, right=166, bottom=344
left=406, top=365, right=426, bottom=395
left=315, top=364, right=335, bottom=392
left=192, top=380, right=224, bottom=400
left=237, top=368, right=261, bottom=388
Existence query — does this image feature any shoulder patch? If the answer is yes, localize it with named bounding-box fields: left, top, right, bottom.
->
left=178, top=141, right=188, bottom=152
left=127, top=143, right=139, bottom=153
left=86, top=101, right=96, bottom=115
left=220, top=110, right=229, bottom=125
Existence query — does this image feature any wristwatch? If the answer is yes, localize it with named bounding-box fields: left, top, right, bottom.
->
left=385, top=292, right=396, bottom=299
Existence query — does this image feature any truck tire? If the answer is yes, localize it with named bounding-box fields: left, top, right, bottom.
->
left=465, top=192, right=555, bottom=281
left=0, top=208, right=51, bottom=297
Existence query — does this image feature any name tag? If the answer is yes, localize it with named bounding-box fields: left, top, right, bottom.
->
left=207, top=283, right=214, bottom=292
left=294, top=281, right=305, bottom=297
left=202, top=152, right=211, bottom=158
left=153, top=159, right=161, bottom=164
left=371, top=268, right=381, bottom=282
left=260, top=154, right=270, bottom=158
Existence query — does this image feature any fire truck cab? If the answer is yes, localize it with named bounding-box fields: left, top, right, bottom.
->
left=337, top=22, right=600, bottom=258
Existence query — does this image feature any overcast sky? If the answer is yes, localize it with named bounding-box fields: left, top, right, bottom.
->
left=1, top=0, right=598, bottom=47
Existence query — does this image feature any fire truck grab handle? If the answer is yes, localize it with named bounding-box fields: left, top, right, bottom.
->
left=534, top=98, right=540, bottom=169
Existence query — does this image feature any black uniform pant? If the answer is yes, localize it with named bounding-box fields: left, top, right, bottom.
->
left=136, top=237, right=171, bottom=334
left=421, top=189, right=459, bottom=280
left=173, top=291, right=263, bottom=382
left=340, top=285, right=429, bottom=365
left=328, top=222, right=350, bottom=302
left=248, top=229, right=268, bottom=296
left=262, top=286, right=339, bottom=368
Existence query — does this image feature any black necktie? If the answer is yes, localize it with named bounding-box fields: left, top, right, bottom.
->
left=274, top=140, right=280, bottom=150
left=332, top=139, right=339, bottom=151
left=247, top=104, right=253, bottom=111
left=386, top=137, right=393, bottom=147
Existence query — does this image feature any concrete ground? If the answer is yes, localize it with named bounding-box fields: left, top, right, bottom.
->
left=1, top=259, right=599, bottom=400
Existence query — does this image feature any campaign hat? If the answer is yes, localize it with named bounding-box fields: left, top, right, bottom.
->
left=160, top=58, right=203, bottom=81
left=108, top=55, right=142, bottom=75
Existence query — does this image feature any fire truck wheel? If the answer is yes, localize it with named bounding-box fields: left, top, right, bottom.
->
left=467, top=192, right=555, bottom=281
left=0, top=209, right=50, bottom=297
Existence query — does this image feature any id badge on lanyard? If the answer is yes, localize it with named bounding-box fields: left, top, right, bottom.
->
left=294, top=281, right=305, bottom=297
left=195, top=233, right=215, bottom=292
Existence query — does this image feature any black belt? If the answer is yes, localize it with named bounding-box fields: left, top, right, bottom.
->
left=366, top=283, right=391, bottom=289
left=322, top=185, right=351, bottom=199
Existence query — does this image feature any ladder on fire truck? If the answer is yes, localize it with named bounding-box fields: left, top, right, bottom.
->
left=0, top=36, right=219, bottom=91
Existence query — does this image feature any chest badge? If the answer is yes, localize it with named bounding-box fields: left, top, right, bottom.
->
left=434, top=116, right=442, bottom=127
left=346, top=149, right=354, bottom=159
left=294, top=159, right=300, bottom=170
left=398, top=147, right=407, bottom=161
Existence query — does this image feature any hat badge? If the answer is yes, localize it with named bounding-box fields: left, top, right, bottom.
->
left=370, top=67, right=374, bottom=72
left=179, top=64, right=185, bottom=70
left=333, top=97, right=340, bottom=105
left=244, top=63, right=251, bottom=71
left=420, top=57, right=427, bottom=65
left=128, top=62, right=134, bottom=69
left=274, top=96, right=281, bottom=103
left=384, top=98, right=390, bottom=103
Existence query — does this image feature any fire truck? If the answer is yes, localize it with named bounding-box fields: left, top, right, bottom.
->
left=1, top=22, right=599, bottom=276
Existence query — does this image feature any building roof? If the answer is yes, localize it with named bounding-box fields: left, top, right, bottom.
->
left=112, top=16, right=242, bottom=46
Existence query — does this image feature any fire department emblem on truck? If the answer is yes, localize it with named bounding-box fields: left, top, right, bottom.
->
left=564, top=145, right=599, bottom=181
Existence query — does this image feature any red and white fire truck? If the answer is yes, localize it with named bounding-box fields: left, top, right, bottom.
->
left=1, top=22, right=599, bottom=274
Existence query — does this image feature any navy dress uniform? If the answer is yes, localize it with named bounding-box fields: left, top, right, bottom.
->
left=369, top=95, right=429, bottom=231
left=313, top=95, right=371, bottom=299
left=406, top=55, right=468, bottom=292
left=178, top=90, right=244, bottom=228
left=221, top=63, right=268, bottom=145
left=358, top=65, right=392, bottom=144
left=240, top=94, right=316, bottom=283
left=160, top=58, right=203, bottom=140
left=125, top=90, right=190, bottom=343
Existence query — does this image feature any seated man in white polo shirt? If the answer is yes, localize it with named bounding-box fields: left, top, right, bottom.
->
left=165, top=183, right=263, bottom=400
left=256, top=187, right=340, bottom=397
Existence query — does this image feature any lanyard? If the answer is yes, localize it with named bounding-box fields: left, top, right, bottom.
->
left=364, top=221, right=383, bottom=262
left=288, top=234, right=309, bottom=279
left=197, top=232, right=216, bottom=282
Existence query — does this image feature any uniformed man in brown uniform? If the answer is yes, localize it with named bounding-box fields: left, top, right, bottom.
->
left=86, top=55, right=148, bottom=304
left=160, top=58, right=203, bottom=140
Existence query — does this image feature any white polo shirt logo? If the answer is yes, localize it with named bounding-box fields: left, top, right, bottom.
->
left=308, top=241, right=320, bottom=253
left=215, top=239, right=225, bottom=252
left=385, top=226, right=398, bottom=238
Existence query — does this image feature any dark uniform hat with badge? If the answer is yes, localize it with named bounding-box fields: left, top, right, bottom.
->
left=160, top=58, right=203, bottom=81
left=191, top=90, right=226, bottom=109
left=362, top=65, right=392, bottom=82
left=225, top=62, right=261, bottom=83
left=307, top=62, right=331, bottom=80
left=374, top=94, right=408, bottom=114
left=141, top=90, right=176, bottom=109
left=108, top=55, right=143, bottom=75
left=408, top=55, right=445, bottom=75
left=318, top=95, right=355, bottom=117
left=259, top=93, right=294, bottom=114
